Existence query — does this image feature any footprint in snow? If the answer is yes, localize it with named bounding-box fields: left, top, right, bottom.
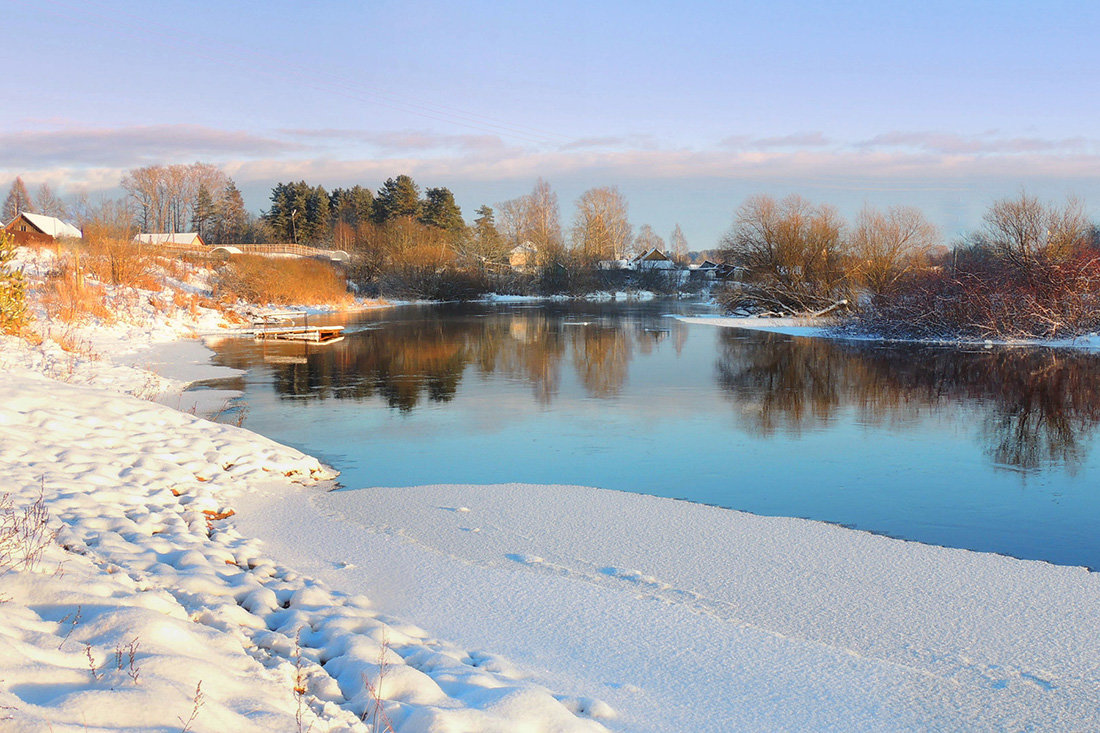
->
left=599, top=566, right=670, bottom=590
left=505, top=553, right=544, bottom=566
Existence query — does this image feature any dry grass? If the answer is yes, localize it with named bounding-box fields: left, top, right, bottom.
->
left=82, top=238, right=161, bottom=291
left=40, top=260, right=113, bottom=324
left=213, top=256, right=352, bottom=306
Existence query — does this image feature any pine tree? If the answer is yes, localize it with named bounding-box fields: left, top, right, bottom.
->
left=373, top=175, right=421, bottom=223
left=191, top=184, right=216, bottom=240
left=330, top=185, right=374, bottom=227
left=214, top=181, right=247, bottom=243
left=419, top=187, right=464, bottom=233
left=2, top=177, right=34, bottom=222
left=302, top=185, right=330, bottom=245
left=472, top=205, right=504, bottom=262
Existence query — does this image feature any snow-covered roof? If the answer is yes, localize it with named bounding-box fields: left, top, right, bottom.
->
left=632, top=247, right=672, bottom=262
left=135, top=232, right=204, bottom=246
left=510, top=242, right=537, bottom=255
left=16, top=212, right=82, bottom=239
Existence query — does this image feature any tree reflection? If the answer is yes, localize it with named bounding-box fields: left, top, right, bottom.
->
left=211, top=305, right=682, bottom=411
left=716, top=331, right=1100, bottom=470
left=572, top=327, right=631, bottom=397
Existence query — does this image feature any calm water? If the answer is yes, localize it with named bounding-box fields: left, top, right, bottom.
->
left=200, top=301, right=1100, bottom=569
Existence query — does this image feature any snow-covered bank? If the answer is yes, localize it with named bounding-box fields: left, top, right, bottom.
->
left=0, top=371, right=608, bottom=732
left=2, top=246, right=605, bottom=731
left=675, top=313, right=1100, bottom=350
left=233, top=481, right=1100, bottom=732
left=674, top=314, right=829, bottom=338
left=7, top=243, right=1100, bottom=731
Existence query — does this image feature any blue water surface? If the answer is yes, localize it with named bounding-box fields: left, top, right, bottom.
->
left=200, top=301, right=1100, bottom=569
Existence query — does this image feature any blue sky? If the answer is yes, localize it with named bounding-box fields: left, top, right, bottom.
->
left=5, top=0, right=1100, bottom=247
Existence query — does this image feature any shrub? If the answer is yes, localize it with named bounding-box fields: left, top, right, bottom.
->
left=849, top=255, right=1100, bottom=340
left=0, top=233, right=27, bottom=335
left=82, top=238, right=160, bottom=291
left=213, top=255, right=352, bottom=306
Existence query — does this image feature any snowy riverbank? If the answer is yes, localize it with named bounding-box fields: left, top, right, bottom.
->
left=674, top=313, right=1100, bottom=350
left=4, top=247, right=1100, bottom=731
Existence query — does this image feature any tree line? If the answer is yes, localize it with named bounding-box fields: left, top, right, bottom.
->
left=718, top=192, right=1100, bottom=339
left=6, top=165, right=1100, bottom=337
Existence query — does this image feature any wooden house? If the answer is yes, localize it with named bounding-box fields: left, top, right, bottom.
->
left=509, top=242, right=537, bottom=271
left=134, top=232, right=206, bottom=249
left=3, top=212, right=82, bottom=245
left=631, top=248, right=677, bottom=270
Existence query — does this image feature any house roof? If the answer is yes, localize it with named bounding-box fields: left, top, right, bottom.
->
left=9, top=212, right=82, bottom=239
left=135, top=232, right=204, bottom=246
left=510, top=242, right=537, bottom=255
left=632, top=248, right=672, bottom=262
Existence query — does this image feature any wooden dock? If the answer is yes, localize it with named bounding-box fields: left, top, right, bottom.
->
left=251, top=325, right=345, bottom=344
left=247, top=310, right=345, bottom=344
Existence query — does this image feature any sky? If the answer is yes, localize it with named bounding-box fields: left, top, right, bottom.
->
left=4, top=0, right=1100, bottom=247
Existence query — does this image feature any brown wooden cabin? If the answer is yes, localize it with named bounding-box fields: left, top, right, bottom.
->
left=3, top=212, right=82, bottom=245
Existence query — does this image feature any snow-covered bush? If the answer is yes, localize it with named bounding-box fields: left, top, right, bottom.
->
left=0, top=233, right=27, bottom=334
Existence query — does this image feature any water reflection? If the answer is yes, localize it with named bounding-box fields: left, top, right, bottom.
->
left=715, top=331, right=1100, bottom=471
left=209, top=305, right=1100, bottom=472
left=212, top=303, right=685, bottom=410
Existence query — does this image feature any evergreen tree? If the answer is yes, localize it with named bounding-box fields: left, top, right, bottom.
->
left=191, top=184, right=216, bottom=239
left=214, top=181, right=248, bottom=243
left=330, top=185, right=374, bottom=227
left=419, top=187, right=464, bottom=233
left=0, top=233, right=27, bottom=335
left=2, top=177, right=34, bottom=222
left=373, top=175, right=421, bottom=223
left=302, top=185, right=331, bottom=245
left=471, top=205, right=505, bottom=262
left=264, top=181, right=312, bottom=242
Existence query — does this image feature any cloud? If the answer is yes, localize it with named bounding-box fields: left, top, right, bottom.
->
left=280, top=128, right=509, bottom=154
left=0, top=125, right=302, bottom=168
left=719, top=132, right=833, bottom=150
left=222, top=145, right=1100, bottom=189
left=558, top=135, right=660, bottom=151
left=5, top=125, right=1100, bottom=206
left=860, top=131, right=1092, bottom=155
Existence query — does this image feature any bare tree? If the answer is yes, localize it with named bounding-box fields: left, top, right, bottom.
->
left=720, top=194, right=849, bottom=311
left=849, top=205, right=939, bottom=299
left=977, top=192, right=1090, bottom=272
left=634, top=224, right=664, bottom=257
left=121, top=163, right=228, bottom=233
left=34, top=183, right=68, bottom=219
left=497, top=178, right=565, bottom=266
left=570, top=186, right=632, bottom=262
left=670, top=223, right=689, bottom=263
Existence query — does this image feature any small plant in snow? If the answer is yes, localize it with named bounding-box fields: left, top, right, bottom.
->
left=360, top=631, right=396, bottom=733
left=115, top=638, right=141, bottom=684
left=84, top=644, right=102, bottom=682
left=178, top=680, right=204, bottom=733
left=293, top=629, right=314, bottom=733
left=0, top=486, right=57, bottom=577
left=56, top=604, right=82, bottom=649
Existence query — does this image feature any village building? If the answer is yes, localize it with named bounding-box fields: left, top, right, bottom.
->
left=630, top=248, right=677, bottom=270
left=3, top=212, right=82, bottom=245
left=134, top=232, right=206, bottom=248
left=508, top=242, right=537, bottom=271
